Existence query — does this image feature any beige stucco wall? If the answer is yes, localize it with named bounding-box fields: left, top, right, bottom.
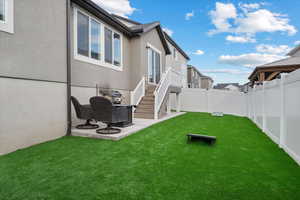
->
left=166, top=41, right=188, bottom=72
left=0, top=0, right=67, bottom=82
left=0, top=78, right=67, bottom=155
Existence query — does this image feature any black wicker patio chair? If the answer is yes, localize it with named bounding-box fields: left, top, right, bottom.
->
left=71, top=96, right=99, bottom=129
left=90, top=96, right=127, bottom=134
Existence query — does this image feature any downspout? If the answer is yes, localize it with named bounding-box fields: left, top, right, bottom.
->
left=66, top=0, right=72, bottom=136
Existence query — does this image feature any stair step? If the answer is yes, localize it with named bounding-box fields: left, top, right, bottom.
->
left=135, top=107, right=154, bottom=113
left=137, top=104, right=154, bottom=109
left=139, top=101, right=154, bottom=106
left=143, top=95, right=155, bottom=99
left=134, top=112, right=155, bottom=119
left=144, top=93, right=154, bottom=97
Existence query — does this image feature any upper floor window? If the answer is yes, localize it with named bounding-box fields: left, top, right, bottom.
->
left=74, top=7, right=123, bottom=71
left=0, top=0, right=14, bottom=34
left=0, top=0, right=5, bottom=22
left=104, top=27, right=122, bottom=67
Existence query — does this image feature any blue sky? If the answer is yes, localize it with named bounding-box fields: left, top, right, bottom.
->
left=94, top=0, right=300, bottom=84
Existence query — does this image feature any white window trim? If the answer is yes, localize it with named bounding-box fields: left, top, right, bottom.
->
left=147, top=43, right=163, bottom=85
left=73, top=7, right=123, bottom=71
left=0, top=0, right=14, bottom=34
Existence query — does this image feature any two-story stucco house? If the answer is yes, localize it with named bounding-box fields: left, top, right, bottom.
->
left=187, top=65, right=213, bottom=89
left=0, top=0, right=189, bottom=155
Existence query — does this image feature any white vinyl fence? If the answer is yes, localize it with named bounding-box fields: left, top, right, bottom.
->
left=171, top=88, right=247, bottom=117
left=172, top=69, right=300, bottom=165
left=247, top=69, right=300, bottom=165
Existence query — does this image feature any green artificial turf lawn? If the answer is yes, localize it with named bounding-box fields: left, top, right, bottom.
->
left=1, top=113, right=300, bottom=200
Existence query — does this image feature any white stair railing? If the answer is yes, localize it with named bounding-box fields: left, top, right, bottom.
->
left=170, top=69, right=184, bottom=88
left=154, top=68, right=172, bottom=119
left=130, top=77, right=145, bottom=110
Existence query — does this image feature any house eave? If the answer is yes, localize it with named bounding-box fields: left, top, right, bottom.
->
left=164, top=33, right=190, bottom=60
left=71, top=0, right=134, bottom=38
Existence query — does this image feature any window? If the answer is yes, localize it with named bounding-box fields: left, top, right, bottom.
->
left=104, top=27, right=122, bottom=66
left=105, top=27, right=112, bottom=63
left=0, top=0, right=5, bottom=22
left=91, top=19, right=101, bottom=60
left=74, top=8, right=123, bottom=70
left=77, top=11, right=89, bottom=57
left=113, top=33, right=121, bottom=66
left=0, top=0, right=14, bottom=34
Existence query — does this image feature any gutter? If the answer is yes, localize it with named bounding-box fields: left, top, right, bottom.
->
left=66, top=0, right=72, bottom=136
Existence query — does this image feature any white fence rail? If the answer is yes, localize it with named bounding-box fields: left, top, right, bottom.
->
left=130, top=77, right=145, bottom=108
left=247, top=69, right=300, bottom=165
left=171, top=88, right=248, bottom=117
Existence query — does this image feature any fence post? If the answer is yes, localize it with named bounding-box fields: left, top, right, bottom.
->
left=262, top=82, right=267, bottom=132
left=206, top=89, right=210, bottom=113
left=248, top=90, right=252, bottom=119
left=279, top=74, right=287, bottom=148
left=253, top=85, right=257, bottom=123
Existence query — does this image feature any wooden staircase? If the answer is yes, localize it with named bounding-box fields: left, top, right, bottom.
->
left=134, top=85, right=156, bottom=119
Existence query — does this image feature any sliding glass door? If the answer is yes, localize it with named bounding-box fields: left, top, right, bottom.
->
left=148, top=47, right=161, bottom=84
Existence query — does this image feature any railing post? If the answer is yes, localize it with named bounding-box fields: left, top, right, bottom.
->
left=262, top=82, right=267, bottom=132
left=167, top=93, right=171, bottom=114
left=176, top=93, right=181, bottom=112
left=279, top=74, right=287, bottom=148
left=154, top=98, right=158, bottom=120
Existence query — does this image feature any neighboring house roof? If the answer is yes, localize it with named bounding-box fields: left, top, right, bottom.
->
left=188, top=65, right=202, bottom=76
left=214, top=83, right=240, bottom=90
left=164, top=33, right=190, bottom=60
left=188, top=65, right=213, bottom=80
left=260, top=56, right=300, bottom=67
left=249, top=56, right=300, bottom=80
left=249, top=45, right=300, bottom=80
left=201, top=75, right=214, bottom=82
left=287, top=44, right=300, bottom=56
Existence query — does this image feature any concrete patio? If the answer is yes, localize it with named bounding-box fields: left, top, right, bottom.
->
left=72, top=112, right=185, bottom=141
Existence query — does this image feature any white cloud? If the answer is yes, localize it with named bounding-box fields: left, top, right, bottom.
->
left=219, top=53, right=285, bottom=68
left=239, top=3, right=261, bottom=13
left=256, top=44, right=291, bottom=54
left=235, top=9, right=297, bottom=36
left=208, top=2, right=237, bottom=35
left=163, top=28, right=174, bottom=36
left=185, top=11, right=195, bottom=20
left=208, top=2, right=297, bottom=40
left=202, top=69, right=250, bottom=75
left=193, top=50, right=205, bottom=55
left=294, top=41, right=300, bottom=46
left=92, top=0, right=136, bottom=17
left=226, top=35, right=256, bottom=43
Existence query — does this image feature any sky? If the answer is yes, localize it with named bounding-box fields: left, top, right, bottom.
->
left=92, top=0, right=300, bottom=84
